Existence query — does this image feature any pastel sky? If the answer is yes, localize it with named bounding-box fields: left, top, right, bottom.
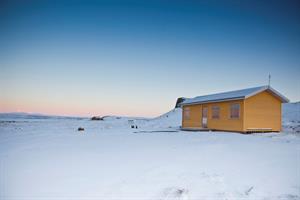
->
left=0, top=0, right=299, bottom=117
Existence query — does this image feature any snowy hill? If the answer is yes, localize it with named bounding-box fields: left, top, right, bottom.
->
left=282, top=102, right=300, bottom=121
left=282, top=102, right=300, bottom=133
left=135, top=108, right=182, bottom=130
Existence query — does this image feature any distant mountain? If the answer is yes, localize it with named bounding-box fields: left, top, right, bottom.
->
left=0, top=112, right=85, bottom=120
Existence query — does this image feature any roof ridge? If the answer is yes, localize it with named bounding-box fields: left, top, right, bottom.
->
left=191, top=85, right=267, bottom=99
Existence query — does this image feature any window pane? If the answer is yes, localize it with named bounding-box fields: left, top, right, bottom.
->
left=184, top=107, right=190, bottom=120
left=212, top=106, right=220, bottom=119
left=230, top=104, right=240, bottom=118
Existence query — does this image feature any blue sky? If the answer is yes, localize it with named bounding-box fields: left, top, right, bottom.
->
left=0, top=0, right=299, bottom=117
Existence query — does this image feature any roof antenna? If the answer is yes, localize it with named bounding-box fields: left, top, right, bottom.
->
left=268, top=74, right=271, bottom=88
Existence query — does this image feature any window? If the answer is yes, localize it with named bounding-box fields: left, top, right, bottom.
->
left=184, top=107, right=190, bottom=120
left=212, top=106, right=220, bottom=119
left=230, top=103, right=240, bottom=119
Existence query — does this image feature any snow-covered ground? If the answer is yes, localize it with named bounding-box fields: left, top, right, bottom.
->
left=0, top=103, right=299, bottom=200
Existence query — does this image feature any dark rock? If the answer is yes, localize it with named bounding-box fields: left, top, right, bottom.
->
left=91, top=116, right=103, bottom=120
left=78, top=127, right=84, bottom=131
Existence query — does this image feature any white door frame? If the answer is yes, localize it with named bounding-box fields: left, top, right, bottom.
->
left=202, top=106, right=208, bottom=128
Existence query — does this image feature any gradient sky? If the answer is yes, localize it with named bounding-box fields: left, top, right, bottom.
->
left=0, top=0, right=299, bottom=117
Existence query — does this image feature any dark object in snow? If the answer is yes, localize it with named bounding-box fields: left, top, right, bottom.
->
left=78, top=127, right=84, bottom=131
left=175, top=97, right=187, bottom=108
left=245, top=186, right=254, bottom=195
left=163, top=187, right=188, bottom=198
left=135, top=125, right=138, bottom=129
left=91, top=116, right=103, bottom=120
left=131, top=125, right=135, bottom=129
left=176, top=188, right=187, bottom=195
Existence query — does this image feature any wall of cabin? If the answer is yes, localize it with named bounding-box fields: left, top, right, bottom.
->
left=244, top=91, right=282, bottom=132
left=182, top=100, right=244, bottom=132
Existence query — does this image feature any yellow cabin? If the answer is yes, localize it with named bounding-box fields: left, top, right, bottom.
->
left=181, top=86, right=289, bottom=133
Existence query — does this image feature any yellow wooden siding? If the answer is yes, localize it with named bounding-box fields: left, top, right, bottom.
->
left=207, top=100, right=244, bottom=131
left=182, top=104, right=202, bottom=128
left=244, top=91, right=282, bottom=132
left=182, top=100, right=244, bottom=132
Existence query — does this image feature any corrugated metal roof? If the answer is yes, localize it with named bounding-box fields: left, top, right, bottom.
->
left=181, top=86, right=289, bottom=105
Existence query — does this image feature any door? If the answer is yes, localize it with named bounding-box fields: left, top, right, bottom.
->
left=202, top=107, right=208, bottom=128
